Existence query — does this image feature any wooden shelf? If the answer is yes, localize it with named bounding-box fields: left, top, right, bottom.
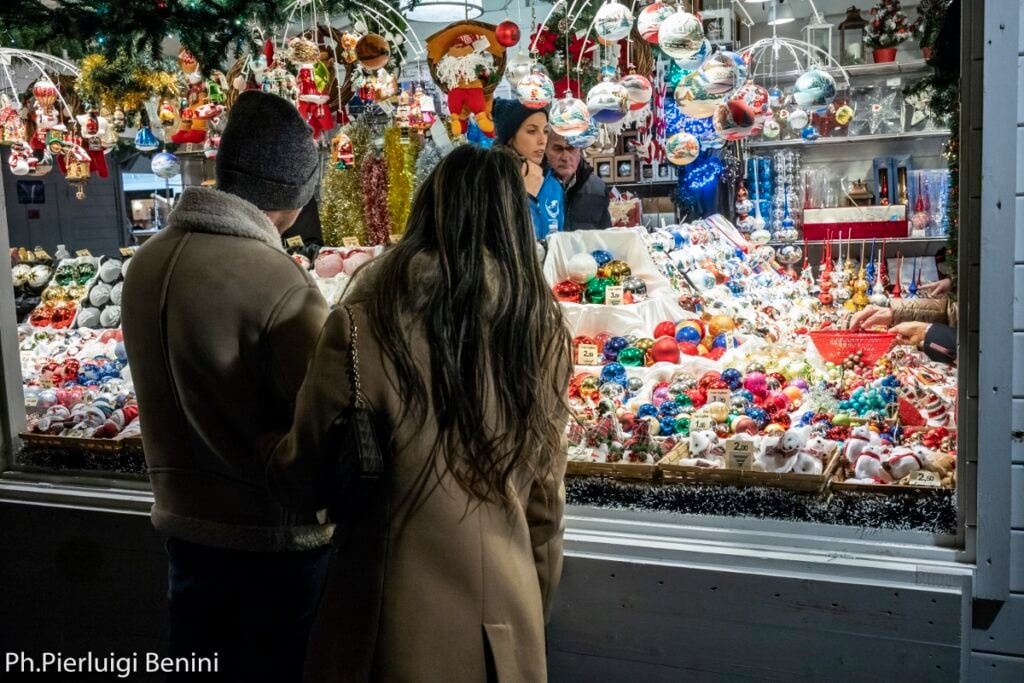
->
left=768, top=236, right=947, bottom=248
left=746, top=129, right=950, bottom=150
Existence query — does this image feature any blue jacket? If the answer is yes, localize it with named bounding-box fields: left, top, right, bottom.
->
left=529, top=170, right=565, bottom=240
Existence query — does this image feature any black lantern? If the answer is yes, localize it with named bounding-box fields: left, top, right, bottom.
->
left=838, top=6, right=868, bottom=66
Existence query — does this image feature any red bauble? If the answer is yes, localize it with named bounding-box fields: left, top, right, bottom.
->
left=677, top=342, right=700, bottom=356
left=496, top=20, right=521, bottom=48
left=733, top=416, right=758, bottom=435
left=706, top=348, right=726, bottom=361
left=553, top=279, right=583, bottom=303
left=686, top=388, right=707, bottom=409
left=653, top=320, right=677, bottom=339
left=650, top=336, right=680, bottom=364
left=698, top=371, right=722, bottom=390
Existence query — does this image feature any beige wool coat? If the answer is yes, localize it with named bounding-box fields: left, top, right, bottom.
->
left=269, top=256, right=570, bottom=682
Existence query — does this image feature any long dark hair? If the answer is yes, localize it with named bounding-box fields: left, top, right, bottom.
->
left=351, top=144, right=570, bottom=506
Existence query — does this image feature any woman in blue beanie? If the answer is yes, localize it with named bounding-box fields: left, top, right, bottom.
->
left=491, top=98, right=564, bottom=240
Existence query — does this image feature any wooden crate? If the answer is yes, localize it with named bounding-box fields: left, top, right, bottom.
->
left=740, top=470, right=826, bottom=492
left=20, top=432, right=124, bottom=454
left=658, top=462, right=742, bottom=486
left=565, top=459, right=658, bottom=481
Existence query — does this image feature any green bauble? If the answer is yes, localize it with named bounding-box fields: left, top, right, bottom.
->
left=584, top=277, right=613, bottom=304
left=618, top=347, right=646, bottom=367
left=676, top=393, right=694, bottom=409
left=674, top=417, right=690, bottom=435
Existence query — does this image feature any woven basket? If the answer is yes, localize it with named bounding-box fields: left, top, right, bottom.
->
left=809, top=330, right=896, bottom=365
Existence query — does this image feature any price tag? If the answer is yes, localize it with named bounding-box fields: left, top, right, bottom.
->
left=606, top=286, right=624, bottom=305
left=707, top=388, right=730, bottom=405
left=389, top=233, right=403, bottom=244
left=119, top=247, right=134, bottom=258
left=690, top=415, right=715, bottom=433
left=75, top=249, right=92, bottom=257
left=725, top=437, right=755, bottom=470
left=285, top=236, right=305, bottom=248
left=906, top=470, right=941, bottom=487
left=342, top=236, right=360, bottom=247
left=577, top=343, right=599, bottom=366
left=885, top=77, right=902, bottom=88
left=34, top=248, right=50, bottom=261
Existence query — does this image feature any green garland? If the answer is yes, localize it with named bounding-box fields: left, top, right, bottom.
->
left=0, top=0, right=417, bottom=73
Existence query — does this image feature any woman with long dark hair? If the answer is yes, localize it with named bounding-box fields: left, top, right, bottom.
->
left=268, top=144, right=572, bottom=682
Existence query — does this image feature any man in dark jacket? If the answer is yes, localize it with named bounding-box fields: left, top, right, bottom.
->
left=122, top=91, right=331, bottom=681
left=546, top=131, right=612, bottom=231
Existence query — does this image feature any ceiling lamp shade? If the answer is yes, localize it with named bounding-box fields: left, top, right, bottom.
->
left=402, top=1, right=484, bottom=23
left=768, top=2, right=796, bottom=26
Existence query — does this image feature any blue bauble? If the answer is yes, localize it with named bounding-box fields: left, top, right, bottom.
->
left=114, top=342, right=128, bottom=362
left=603, top=336, right=629, bottom=361
left=736, top=389, right=754, bottom=403
left=601, top=362, right=627, bottom=384
left=675, top=326, right=702, bottom=344
left=746, top=407, right=770, bottom=429
left=637, top=403, right=659, bottom=419
left=659, top=400, right=682, bottom=417
left=721, top=368, right=743, bottom=391
left=591, top=249, right=613, bottom=266
left=800, top=412, right=816, bottom=426
left=659, top=416, right=677, bottom=435
left=801, top=126, right=820, bottom=141
left=712, top=332, right=740, bottom=349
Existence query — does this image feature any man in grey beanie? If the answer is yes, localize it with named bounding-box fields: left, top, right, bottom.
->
left=122, top=91, right=330, bottom=681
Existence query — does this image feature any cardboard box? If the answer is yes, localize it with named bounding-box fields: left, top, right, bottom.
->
left=802, top=205, right=908, bottom=241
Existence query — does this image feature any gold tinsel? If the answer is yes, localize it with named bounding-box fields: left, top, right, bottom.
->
left=76, top=54, right=179, bottom=112
left=384, top=127, right=421, bottom=236
left=320, top=121, right=371, bottom=246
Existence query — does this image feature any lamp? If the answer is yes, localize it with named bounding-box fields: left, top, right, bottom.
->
left=838, top=6, right=868, bottom=66
left=768, top=1, right=795, bottom=27
left=401, top=1, right=484, bottom=23
left=802, top=0, right=833, bottom=67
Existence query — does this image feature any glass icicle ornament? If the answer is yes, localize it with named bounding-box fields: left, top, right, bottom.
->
left=868, top=248, right=889, bottom=307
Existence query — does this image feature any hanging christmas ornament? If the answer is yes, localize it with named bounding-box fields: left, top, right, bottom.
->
left=697, top=52, right=741, bottom=96
left=566, top=119, right=600, bottom=149
left=586, top=78, right=629, bottom=124
left=801, top=126, right=821, bottom=141
left=516, top=66, right=555, bottom=109
left=674, top=70, right=720, bottom=118
left=665, top=131, right=700, bottom=166
left=835, top=104, right=855, bottom=126
left=793, top=69, right=837, bottom=113
left=495, top=20, right=521, bottom=48
left=713, top=99, right=756, bottom=141
left=505, top=52, right=534, bottom=89
left=733, top=82, right=769, bottom=134
left=675, top=38, right=711, bottom=72
left=356, top=34, right=391, bottom=70
left=550, top=93, right=591, bottom=136
left=134, top=126, right=160, bottom=152
left=761, top=117, right=781, bottom=139
left=637, top=2, right=675, bottom=44
left=620, top=73, right=653, bottom=111
left=595, top=2, right=634, bottom=43
left=151, top=151, right=180, bottom=179
left=658, top=11, right=705, bottom=60
left=788, top=109, right=809, bottom=130
left=768, top=86, right=784, bottom=109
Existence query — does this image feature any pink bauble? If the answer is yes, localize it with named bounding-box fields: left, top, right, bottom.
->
left=743, top=371, right=768, bottom=396
left=343, top=250, right=372, bottom=275
left=314, top=252, right=344, bottom=278
left=652, top=386, right=672, bottom=407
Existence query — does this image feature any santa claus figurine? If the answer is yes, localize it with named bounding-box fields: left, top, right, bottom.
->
left=290, top=37, right=333, bottom=140
left=435, top=33, right=496, bottom=137
left=75, top=109, right=110, bottom=178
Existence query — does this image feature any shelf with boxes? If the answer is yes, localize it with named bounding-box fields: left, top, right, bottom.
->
left=746, top=129, right=951, bottom=150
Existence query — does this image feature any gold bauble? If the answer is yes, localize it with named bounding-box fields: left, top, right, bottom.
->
left=356, top=33, right=391, bottom=70
left=603, top=259, right=632, bottom=284
left=708, top=314, right=736, bottom=337
left=707, top=401, right=729, bottom=423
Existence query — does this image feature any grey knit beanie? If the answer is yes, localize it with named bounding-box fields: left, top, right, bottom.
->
left=216, top=91, right=320, bottom=211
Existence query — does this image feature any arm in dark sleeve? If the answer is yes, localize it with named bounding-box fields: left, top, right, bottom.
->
left=266, top=283, right=329, bottom=403
left=597, top=183, right=612, bottom=229
left=922, top=323, right=957, bottom=364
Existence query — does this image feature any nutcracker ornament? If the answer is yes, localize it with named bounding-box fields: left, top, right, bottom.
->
left=290, top=37, right=334, bottom=139
left=171, top=49, right=210, bottom=144
left=427, top=21, right=508, bottom=138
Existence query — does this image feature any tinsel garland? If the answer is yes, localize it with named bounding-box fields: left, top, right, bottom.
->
left=361, top=153, right=392, bottom=246
left=414, top=139, right=445, bottom=190
left=319, top=122, right=371, bottom=246
left=76, top=53, right=180, bottom=113
left=384, top=127, right=421, bottom=236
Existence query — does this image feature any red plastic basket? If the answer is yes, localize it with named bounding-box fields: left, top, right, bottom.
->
left=808, top=330, right=897, bottom=365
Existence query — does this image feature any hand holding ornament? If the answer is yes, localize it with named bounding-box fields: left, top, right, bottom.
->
left=849, top=305, right=894, bottom=331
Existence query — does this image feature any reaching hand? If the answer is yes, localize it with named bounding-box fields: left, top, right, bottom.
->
left=918, top=278, right=951, bottom=298
left=849, top=305, right=894, bottom=330
left=890, top=321, right=930, bottom=347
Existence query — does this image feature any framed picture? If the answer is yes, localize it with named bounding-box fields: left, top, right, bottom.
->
left=656, top=163, right=672, bottom=180
left=614, top=155, right=636, bottom=183
left=701, top=8, right=734, bottom=47
left=640, top=162, right=655, bottom=180
left=594, top=156, right=614, bottom=181
left=619, top=130, right=639, bottom=155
